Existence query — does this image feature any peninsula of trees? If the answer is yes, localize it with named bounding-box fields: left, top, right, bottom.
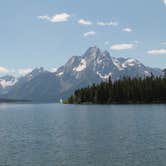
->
left=66, top=74, right=166, bottom=104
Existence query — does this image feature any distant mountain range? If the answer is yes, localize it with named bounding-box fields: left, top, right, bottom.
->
left=0, top=46, right=163, bottom=102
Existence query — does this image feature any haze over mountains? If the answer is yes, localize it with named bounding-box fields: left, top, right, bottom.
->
left=0, top=46, right=163, bottom=102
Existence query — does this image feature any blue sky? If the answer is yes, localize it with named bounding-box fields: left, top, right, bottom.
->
left=0, top=0, right=166, bottom=75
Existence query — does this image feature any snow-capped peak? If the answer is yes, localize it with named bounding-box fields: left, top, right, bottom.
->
left=53, top=46, right=162, bottom=82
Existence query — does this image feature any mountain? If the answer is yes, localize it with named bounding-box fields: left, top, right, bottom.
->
left=0, top=75, right=17, bottom=95
left=0, top=46, right=163, bottom=102
left=2, top=68, right=61, bottom=102
left=55, top=46, right=162, bottom=84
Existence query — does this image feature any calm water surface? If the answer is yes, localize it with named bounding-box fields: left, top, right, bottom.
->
left=0, top=104, right=166, bottom=166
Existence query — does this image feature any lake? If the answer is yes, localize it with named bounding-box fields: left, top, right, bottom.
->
left=0, top=104, right=166, bottom=166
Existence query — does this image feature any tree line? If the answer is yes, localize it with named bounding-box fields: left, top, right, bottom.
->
left=65, top=72, right=166, bottom=104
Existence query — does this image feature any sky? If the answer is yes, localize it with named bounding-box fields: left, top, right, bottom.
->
left=0, top=0, right=166, bottom=76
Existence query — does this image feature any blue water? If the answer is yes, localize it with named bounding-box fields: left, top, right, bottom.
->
left=0, top=104, right=166, bottom=166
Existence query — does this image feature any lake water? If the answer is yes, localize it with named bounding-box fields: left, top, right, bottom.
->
left=0, top=104, right=166, bottom=166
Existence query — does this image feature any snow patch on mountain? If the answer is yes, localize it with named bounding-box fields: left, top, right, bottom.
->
left=144, top=70, right=151, bottom=76
left=0, top=79, right=17, bottom=88
left=73, top=59, right=87, bottom=72
left=56, top=72, right=64, bottom=76
left=112, top=58, right=124, bottom=70
left=97, top=58, right=103, bottom=64
left=97, top=71, right=112, bottom=80
left=122, top=58, right=141, bottom=68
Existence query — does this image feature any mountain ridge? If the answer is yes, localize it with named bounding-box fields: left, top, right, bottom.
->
left=0, top=46, right=163, bottom=102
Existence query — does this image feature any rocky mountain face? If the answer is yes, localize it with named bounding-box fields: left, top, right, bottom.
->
left=2, top=68, right=61, bottom=102
left=0, top=46, right=163, bottom=102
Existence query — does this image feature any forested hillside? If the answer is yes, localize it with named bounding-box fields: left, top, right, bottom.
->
left=66, top=75, right=166, bottom=104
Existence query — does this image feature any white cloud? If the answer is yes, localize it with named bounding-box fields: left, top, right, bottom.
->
left=123, top=28, right=133, bottom=32
left=110, top=43, right=136, bottom=50
left=18, top=68, right=33, bottom=75
left=97, top=21, right=118, bottom=27
left=38, top=13, right=71, bottom=23
left=50, top=13, right=71, bottom=23
left=0, top=67, right=9, bottom=74
left=83, top=31, right=96, bottom=37
left=163, top=0, right=166, bottom=5
left=147, top=49, right=166, bottom=55
left=78, top=19, right=92, bottom=26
